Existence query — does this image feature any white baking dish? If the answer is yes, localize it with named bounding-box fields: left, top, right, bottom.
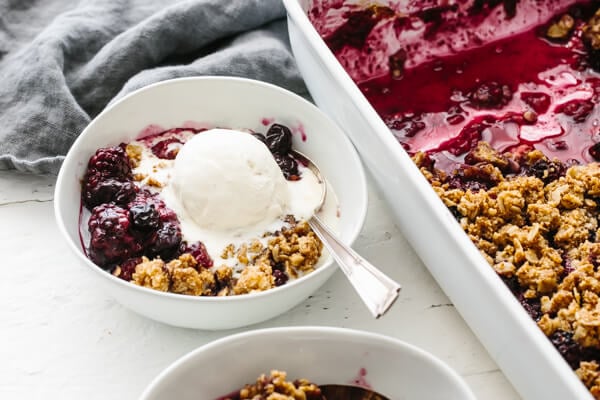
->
left=282, top=0, right=593, bottom=399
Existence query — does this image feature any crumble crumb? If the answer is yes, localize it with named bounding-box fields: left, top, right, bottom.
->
left=237, top=243, right=249, bottom=265
left=167, top=254, right=215, bottom=296
left=146, top=176, right=163, bottom=188
left=233, top=370, right=322, bottom=400
left=547, top=14, right=575, bottom=40
left=215, top=265, right=233, bottom=287
left=131, top=257, right=169, bottom=291
left=221, top=244, right=235, bottom=259
left=249, top=239, right=263, bottom=253
left=578, top=361, right=600, bottom=398
left=125, top=143, right=143, bottom=168
left=233, top=262, right=274, bottom=294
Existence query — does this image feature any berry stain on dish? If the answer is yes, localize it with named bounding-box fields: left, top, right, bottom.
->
left=310, top=0, right=600, bottom=396
left=79, top=122, right=340, bottom=297
left=350, top=367, right=372, bottom=389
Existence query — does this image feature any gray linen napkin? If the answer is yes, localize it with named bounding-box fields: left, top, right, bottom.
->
left=0, top=0, right=307, bottom=174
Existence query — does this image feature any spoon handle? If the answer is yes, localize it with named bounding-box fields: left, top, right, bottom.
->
left=309, top=215, right=401, bottom=318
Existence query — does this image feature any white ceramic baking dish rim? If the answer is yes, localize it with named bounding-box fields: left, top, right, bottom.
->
left=282, top=1, right=593, bottom=399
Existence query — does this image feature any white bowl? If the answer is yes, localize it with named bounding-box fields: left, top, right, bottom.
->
left=140, top=326, right=476, bottom=400
left=282, top=1, right=592, bottom=399
left=54, top=77, right=367, bottom=330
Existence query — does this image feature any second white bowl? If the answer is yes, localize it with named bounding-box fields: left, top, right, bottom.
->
left=141, top=327, right=477, bottom=400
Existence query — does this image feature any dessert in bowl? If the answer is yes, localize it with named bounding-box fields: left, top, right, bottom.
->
left=54, top=76, right=367, bottom=329
left=139, top=327, right=477, bottom=400
left=80, top=125, right=332, bottom=297
left=284, top=0, right=600, bottom=398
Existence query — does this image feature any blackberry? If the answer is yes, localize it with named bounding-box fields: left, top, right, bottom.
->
left=556, top=99, right=594, bottom=123
left=500, top=275, right=520, bottom=295
left=447, top=165, right=500, bottom=192
left=88, top=204, right=142, bottom=267
left=147, top=222, right=182, bottom=259
left=126, top=190, right=182, bottom=260
left=447, top=176, right=488, bottom=192
left=114, top=257, right=143, bottom=281
left=518, top=295, right=542, bottom=321
left=468, top=81, right=512, bottom=109
left=273, top=269, right=289, bottom=286
left=272, top=261, right=286, bottom=272
left=590, top=143, right=600, bottom=161
left=266, top=124, right=293, bottom=154
left=549, top=330, right=582, bottom=369
left=82, top=145, right=134, bottom=209
left=83, top=178, right=136, bottom=209
left=129, top=190, right=178, bottom=223
left=85, top=145, right=131, bottom=180
left=273, top=153, right=299, bottom=180
left=185, top=241, right=213, bottom=268
left=129, top=203, right=160, bottom=231
left=525, top=159, right=566, bottom=184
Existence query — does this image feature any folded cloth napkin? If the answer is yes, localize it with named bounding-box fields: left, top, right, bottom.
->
left=0, top=0, right=308, bottom=174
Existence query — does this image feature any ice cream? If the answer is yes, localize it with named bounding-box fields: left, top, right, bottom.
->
left=169, top=128, right=290, bottom=232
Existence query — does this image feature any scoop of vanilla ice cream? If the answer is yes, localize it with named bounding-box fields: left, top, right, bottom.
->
left=171, top=129, right=289, bottom=231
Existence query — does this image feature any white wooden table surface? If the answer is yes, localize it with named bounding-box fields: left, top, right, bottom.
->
left=0, top=169, right=521, bottom=399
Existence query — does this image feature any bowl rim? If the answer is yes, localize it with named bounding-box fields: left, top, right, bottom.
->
left=54, top=76, right=368, bottom=303
left=139, top=326, right=477, bottom=400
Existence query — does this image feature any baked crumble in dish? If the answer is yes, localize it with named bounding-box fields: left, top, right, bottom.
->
left=79, top=123, right=331, bottom=297
left=311, top=0, right=600, bottom=395
left=415, top=142, right=600, bottom=396
left=221, top=370, right=323, bottom=400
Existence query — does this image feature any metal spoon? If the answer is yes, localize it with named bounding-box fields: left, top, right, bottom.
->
left=292, top=151, right=401, bottom=318
left=319, top=384, right=390, bottom=400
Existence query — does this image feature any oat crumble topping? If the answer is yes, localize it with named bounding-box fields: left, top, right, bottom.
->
left=578, top=361, right=600, bottom=398
left=225, top=370, right=322, bottom=400
left=118, top=217, right=323, bottom=297
left=416, top=141, right=600, bottom=394
left=125, top=143, right=142, bottom=168
left=131, top=257, right=169, bottom=292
